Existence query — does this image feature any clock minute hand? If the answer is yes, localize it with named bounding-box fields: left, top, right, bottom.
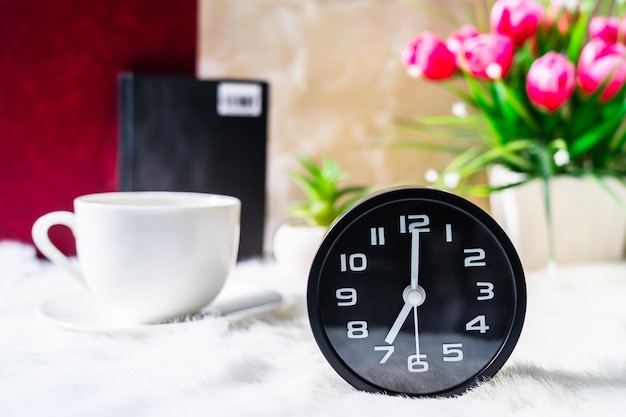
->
left=410, top=227, right=421, bottom=289
left=384, top=224, right=429, bottom=346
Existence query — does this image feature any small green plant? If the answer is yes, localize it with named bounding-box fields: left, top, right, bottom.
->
left=287, top=156, right=368, bottom=227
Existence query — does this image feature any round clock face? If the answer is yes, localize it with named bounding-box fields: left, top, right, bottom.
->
left=307, top=187, right=526, bottom=397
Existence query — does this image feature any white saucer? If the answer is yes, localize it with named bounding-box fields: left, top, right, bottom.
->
left=37, top=285, right=283, bottom=333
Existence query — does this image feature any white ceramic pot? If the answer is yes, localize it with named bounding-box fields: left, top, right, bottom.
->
left=273, top=220, right=327, bottom=283
left=489, top=165, right=626, bottom=271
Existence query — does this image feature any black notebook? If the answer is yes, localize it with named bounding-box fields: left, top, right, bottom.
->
left=118, top=73, right=269, bottom=260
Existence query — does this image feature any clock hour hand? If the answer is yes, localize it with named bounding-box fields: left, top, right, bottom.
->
left=384, top=302, right=412, bottom=344
left=384, top=286, right=427, bottom=345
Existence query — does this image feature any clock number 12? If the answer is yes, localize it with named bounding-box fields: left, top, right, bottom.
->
left=399, top=214, right=430, bottom=233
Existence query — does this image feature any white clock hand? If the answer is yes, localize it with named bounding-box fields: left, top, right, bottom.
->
left=410, top=228, right=420, bottom=289
left=384, top=286, right=426, bottom=345
left=407, top=305, right=428, bottom=373
left=384, top=226, right=429, bottom=347
left=384, top=302, right=412, bottom=344
left=413, top=306, right=420, bottom=356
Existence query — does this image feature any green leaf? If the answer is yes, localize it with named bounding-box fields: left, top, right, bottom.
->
left=610, top=121, right=626, bottom=153
left=411, top=114, right=484, bottom=126
left=287, top=155, right=367, bottom=227
left=393, top=118, right=486, bottom=142
left=462, top=71, right=495, bottom=112
left=439, top=146, right=486, bottom=178
left=287, top=172, right=319, bottom=201
left=533, top=143, right=556, bottom=261
left=388, top=139, right=473, bottom=155
left=441, top=83, right=476, bottom=105
left=493, top=80, right=541, bottom=132
left=566, top=5, right=592, bottom=63
left=450, top=139, right=537, bottom=179
left=462, top=177, right=534, bottom=197
left=569, top=111, right=626, bottom=157
left=492, top=82, right=519, bottom=126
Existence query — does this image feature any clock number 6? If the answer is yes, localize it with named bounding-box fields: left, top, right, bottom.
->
left=408, top=354, right=429, bottom=373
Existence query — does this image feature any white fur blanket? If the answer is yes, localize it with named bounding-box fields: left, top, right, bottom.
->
left=1, top=241, right=626, bottom=417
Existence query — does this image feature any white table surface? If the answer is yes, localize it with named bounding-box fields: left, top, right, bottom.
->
left=1, top=241, right=626, bottom=417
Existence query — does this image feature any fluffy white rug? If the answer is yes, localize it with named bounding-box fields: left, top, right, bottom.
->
left=1, top=240, right=626, bottom=417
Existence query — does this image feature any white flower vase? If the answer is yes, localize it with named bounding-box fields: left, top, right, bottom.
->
left=489, top=165, right=626, bottom=271
left=273, top=220, right=327, bottom=285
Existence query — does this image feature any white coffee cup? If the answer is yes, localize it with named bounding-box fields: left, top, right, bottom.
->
left=32, top=191, right=240, bottom=324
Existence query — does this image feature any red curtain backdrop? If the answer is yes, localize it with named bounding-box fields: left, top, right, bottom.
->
left=0, top=0, right=197, bottom=255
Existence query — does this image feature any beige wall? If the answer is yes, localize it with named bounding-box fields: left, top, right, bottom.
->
left=197, top=0, right=479, bottom=252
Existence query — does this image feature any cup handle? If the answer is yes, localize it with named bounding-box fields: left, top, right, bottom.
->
left=32, top=211, right=84, bottom=285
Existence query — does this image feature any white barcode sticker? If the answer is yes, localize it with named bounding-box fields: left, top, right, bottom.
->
left=217, top=82, right=263, bottom=117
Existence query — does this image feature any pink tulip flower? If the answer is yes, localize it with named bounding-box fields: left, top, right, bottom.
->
left=402, top=32, right=457, bottom=80
left=446, top=24, right=480, bottom=55
left=491, top=0, right=544, bottom=46
left=589, top=16, right=626, bottom=44
left=526, top=52, right=575, bottom=112
left=458, top=34, right=515, bottom=80
left=577, top=38, right=626, bottom=101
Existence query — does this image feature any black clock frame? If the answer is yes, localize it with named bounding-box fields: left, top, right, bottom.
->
left=307, top=187, right=526, bottom=397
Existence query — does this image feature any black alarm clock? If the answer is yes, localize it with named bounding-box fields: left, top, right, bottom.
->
left=307, top=187, right=526, bottom=397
